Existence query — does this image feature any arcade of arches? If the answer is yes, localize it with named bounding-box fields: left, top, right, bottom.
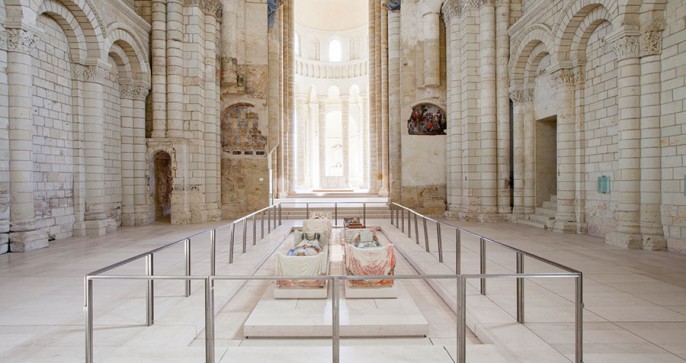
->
left=0, top=0, right=685, bottom=254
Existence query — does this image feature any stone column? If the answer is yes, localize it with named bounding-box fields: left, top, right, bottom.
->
left=318, top=97, right=327, bottom=188
left=119, top=87, right=136, bottom=226
left=605, top=31, right=642, bottom=248
left=131, top=84, right=150, bottom=225
left=362, top=94, right=371, bottom=190
left=341, top=95, right=350, bottom=187
left=479, top=0, right=498, bottom=219
left=550, top=65, right=578, bottom=232
left=379, top=4, right=390, bottom=196
left=6, top=27, right=48, bottom=251
left=166, top=0, right=184, bottom=138
left=295, top=94, right=308, bottom=190
left=151, top=0, right=167, bottom=138
left=442, top=0, right=461, bottom=216
left=639, top=29, right=666, bottom=250
left=496, top=0, right=511, bottom=215
left=80, top=61, right=112, bottom=236
left=307, top=100, right=317, bottom=189
left=387, top=6, right=401, bottom=201
left=204, top=1, right=221, bottom=220
left=510, top=88, right=534, bottom=219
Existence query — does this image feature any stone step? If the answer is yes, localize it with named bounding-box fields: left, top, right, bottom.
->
left=534, top=206, right=556, bottom=217
left=517, top=218, right=547, bottom=229
left=542, top=200, right=557, bottom=210
left=529, top=213, right=554, bottom=225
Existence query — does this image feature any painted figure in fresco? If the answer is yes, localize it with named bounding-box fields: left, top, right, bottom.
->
left=407, top=104, right=446, bottom=135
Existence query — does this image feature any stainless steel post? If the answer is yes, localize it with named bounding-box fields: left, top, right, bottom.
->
left=252, top=214, right=257, bottom=245
left=407, top=210, right=412, bottom=238
left=261, top=211, right=265, bottom=239
left=146, top=253, right=154, bottom=326
left=423, top=217, right=430, bottom=252
left=306, top=203, right=310, bottom=219
left=205, top=277, right=215, bottom=363
left=480, top=238, right=486, bottom=295
left=242, top=218, right=248, bottom=253
left=363, top=202, right=367, bottom=226
left=575, top=274, right=584, bottom=363
left=437, top=222, right=443, bottom=263
left=335, top=203, right=338, bottom=226
left=268, top=208, right=272, bottom=233
left=185, top=238, right=191, bottom=297
left=229, top=223, right=236, bottom=264
left=455, top=229, right=461, bottom=274
left=401, top=209, right=405, bottom=233
left=210, top=230, right=216, bottom=276
left=85, top=277, right=93, bottom=363
left=332, top=277, right=340, bottom=363
left=457, top=275, right=467, bottom=363
left=279, top=203, right=282, bottom=225
left=516, top=252, right=524, bottom=323
left=414, top=214, right=420, bottom=245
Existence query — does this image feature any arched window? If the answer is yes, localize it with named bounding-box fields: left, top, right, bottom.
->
left=294, top=33, right=300, bottom=56
left=328, top=39, right=342, bottom=62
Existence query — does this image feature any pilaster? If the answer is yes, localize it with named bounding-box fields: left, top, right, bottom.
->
left=639, top=29, right=666, bottom=250
left=166, top=0, right=184, bottom=138
left=387, top=7, right=401, bottom=201
left=550, top=66, right=579, bottom=233
left=510, top=88, right=534, bottom=219
left=151, top=0, right=167, bottom=138
left=605, top=31, right=642, bottom=249
left=7, top=27, right=49, bottom=251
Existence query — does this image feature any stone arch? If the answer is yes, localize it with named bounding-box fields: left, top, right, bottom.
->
left=509, top=24, right=553, bottom=89
left=34, top=0, right=106, bottom=63
left=108, top=44, right=132, bottom=81
left=570, top=6, right=612, bottom=65
left=523, top=43, right=550, bottom=91
left=105, top=26, right=150, bottom=83
left=553, top=0, right=617, bottom=64
left=35, top=0, right=88, bottom=64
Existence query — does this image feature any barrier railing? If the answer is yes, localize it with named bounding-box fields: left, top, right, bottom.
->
left=85, top=202, right=583, bottom=363
left=389, top=202, right=584, bottom=362
left=85, top=272, right=582, bottom=363
left=277, top=201, right=389, bottom=226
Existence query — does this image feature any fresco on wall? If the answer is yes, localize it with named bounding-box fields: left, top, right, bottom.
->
left=222, top=103, right=267, bottom=155
left=407, top=104, right=446, bottom=135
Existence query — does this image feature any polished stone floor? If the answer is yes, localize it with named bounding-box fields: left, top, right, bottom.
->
left=0, top=216, right=685, bottom=363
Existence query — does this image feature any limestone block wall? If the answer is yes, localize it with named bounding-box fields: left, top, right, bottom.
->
left=31, top=15, right=77, bottom=240
left=660, top=0, right=686, bottom=253
left=220, top=0, right=271, bottom=217
left=0, top=7, right=8, bottom=253
left=582, top=21, right=618, bottom=237
left=397, top=0, right=447, bottom=212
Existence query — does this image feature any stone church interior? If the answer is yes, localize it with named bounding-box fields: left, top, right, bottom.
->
left=1, top=0, right=686, bottom=362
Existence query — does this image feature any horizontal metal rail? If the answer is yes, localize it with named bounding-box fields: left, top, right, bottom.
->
left=85, top=272, right=582, bottom=363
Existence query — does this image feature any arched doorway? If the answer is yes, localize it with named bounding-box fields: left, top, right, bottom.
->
left=153, top=151, right=172, bottom=221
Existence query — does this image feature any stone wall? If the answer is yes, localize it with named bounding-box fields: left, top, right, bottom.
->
left=221, top=157, right=269, bottom=219
left=32, top=15, right=76, bottom=241
left=661, top=0, right=686, bottom=252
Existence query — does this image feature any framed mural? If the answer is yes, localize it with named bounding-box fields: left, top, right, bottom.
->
left=221, top=103, right=267, bottom=155
left=407, top=104, right=446, bottom=135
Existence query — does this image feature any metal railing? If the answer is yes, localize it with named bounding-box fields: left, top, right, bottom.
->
left=277, top=201, right=389, bottom=226
left=85, top=202, right=583, bottom=363
left=84, top=204, right=282, bottom=363
left=389, top=202, right=584, bottom=363
left=85, top=271, right=582, bottom=363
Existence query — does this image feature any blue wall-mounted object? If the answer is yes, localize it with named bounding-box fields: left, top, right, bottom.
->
left=597, top=175, right=610, bottom=194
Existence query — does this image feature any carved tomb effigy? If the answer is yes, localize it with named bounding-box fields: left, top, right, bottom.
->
left=343, top=219, right=398, bottom=298
left=274, top=217, right=333, bottom=299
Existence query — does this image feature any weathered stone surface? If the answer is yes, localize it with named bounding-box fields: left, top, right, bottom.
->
left=221, top=157, right=269, bottom=218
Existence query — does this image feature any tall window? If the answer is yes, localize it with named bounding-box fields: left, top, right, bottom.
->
left=328, top=39, right=342, bottom=62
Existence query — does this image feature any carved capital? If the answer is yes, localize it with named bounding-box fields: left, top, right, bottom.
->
left=612, top=35, right=640, bottom=61
left=461, top=0, right=481, bottom=12
left=201, top=0, right=222, bottom=18
left=509, top=88, right=534, bottom=104
left=384, top=0, right=401, bottom=11
left=442, top=0, right=460, bottom=21
left=120, top=82, right=150, bottom=100
left=640, top=30, right=662, bottom=57
left=5, top=28, right=38, bottom=55
left=552, top=68, right=577, bottom=88
left=72, top=63, right=109, bottom=84
left=481, top=0, right=496, bottom=6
